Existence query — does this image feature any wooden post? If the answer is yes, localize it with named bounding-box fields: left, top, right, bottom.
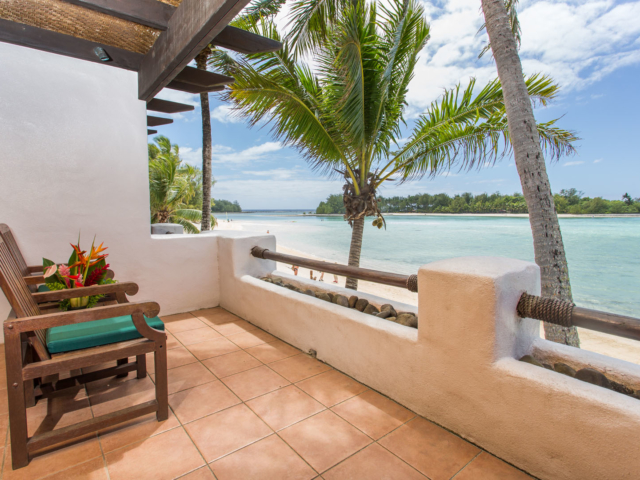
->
left=154, top=342, right=168, bottom=421
left=136, top=354, right=147, bottom=379
left=5, top=327, right=30, bottom=469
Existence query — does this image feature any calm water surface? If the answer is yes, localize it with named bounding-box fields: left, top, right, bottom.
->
left=223, top=211, right=640, bottom=316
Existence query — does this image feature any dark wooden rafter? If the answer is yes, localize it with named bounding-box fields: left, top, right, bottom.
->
left=137, top=0, right=254, bottom=101
left=147, top=116, right=173, bottom=127
left=212, top=26, right=281, bottom=54
left=147, top=129, right=157, bottom=135
left=165, top=82, right=225, bottom=94
left=0, top=18, right=143, bottom=71
left=175, top=66, right=234, bottom=87
left=60, top=0, right=175, bottom=31
left=147, top=98, right=194, bottom=114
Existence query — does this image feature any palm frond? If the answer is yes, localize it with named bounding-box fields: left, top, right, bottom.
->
left=287, top=0, right=347, bottom=56
left=387, top=74, right=578, bottom=182
left=234, top=0, right=286, bottom=25
left=172, top=217, right=200, bottom=234
left=213, top=21, right=351, bottom=178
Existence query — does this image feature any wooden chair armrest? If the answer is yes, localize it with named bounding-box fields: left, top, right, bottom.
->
left=32, top=282, right=139, bottom=303
left=5, top=302, right=164, bottom=342
left=24, top=275, right=46, bottom=285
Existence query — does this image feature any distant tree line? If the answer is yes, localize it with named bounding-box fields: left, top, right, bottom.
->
left=315, top=190, right=640, bottom=215
left=211, top=199, right=242, bottom=213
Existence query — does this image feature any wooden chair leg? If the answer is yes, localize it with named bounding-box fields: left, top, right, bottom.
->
left=5, top=330, right=30, bottom=469
left=136, top=354, right=147, bottom=379
left=23, top=344, right=36, bottom=408
left=154, top=343, right=168, bottom=421
left=116, top=358, right=129, bottom=378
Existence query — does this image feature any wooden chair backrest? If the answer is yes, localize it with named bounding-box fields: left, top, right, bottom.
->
left=0, top=224, right=29, bottom=277
left=0, top=237, right=50, bottom=360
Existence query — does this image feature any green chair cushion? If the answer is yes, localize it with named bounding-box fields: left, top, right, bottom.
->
left=37, top=284, right=50, bottom=292
left=46, top=315, right=165, bottom=354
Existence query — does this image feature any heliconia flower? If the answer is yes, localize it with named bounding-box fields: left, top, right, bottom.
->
left=91, top=243, right=108, bottom=258
left=43, top=265, right=58, bottom=278
left=58, top=265, right=71, bottom=277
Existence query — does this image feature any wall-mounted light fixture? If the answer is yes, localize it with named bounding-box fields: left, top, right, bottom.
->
left=93, top=47, right=112, bottom=62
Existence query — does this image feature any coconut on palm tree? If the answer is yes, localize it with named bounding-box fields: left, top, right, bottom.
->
left=148, top=136, right=203, bottom=234
left=211, top=0, right=576, bottom=289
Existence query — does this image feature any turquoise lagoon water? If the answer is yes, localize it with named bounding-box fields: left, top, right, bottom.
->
left=222, top=211, right=640, bottom=317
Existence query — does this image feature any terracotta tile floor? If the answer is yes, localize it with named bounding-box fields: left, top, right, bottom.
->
left=0, top=309, right=534, bottom=480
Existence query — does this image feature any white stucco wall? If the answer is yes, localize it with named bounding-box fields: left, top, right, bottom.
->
left=218, top=233, right=640, bottom=480
left=0, top=43, right=220, bottom=332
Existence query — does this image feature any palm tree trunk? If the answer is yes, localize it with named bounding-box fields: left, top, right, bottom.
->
left=345, top=217, right=364, bottom=290
left=196, top=51, right=213, bottom=232
left=481, top=0, right=579, bottom=346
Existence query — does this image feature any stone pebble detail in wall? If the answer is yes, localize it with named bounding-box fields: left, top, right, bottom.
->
left=519, top=355, right=640, bottom=400
left=260, top=276, right=418, bottom=329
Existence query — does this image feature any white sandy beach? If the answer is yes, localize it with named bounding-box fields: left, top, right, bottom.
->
left=215, top=219, right=640, bottom=365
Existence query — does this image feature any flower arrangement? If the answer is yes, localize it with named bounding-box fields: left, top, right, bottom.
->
left=43, top=236, right=115, bottom=310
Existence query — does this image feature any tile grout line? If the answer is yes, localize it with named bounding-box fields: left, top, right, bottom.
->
left=449, top=450, right=483, bottom=479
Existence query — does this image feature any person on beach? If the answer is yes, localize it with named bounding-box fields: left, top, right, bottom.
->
left=310, top=270, right=317, bottom=281
left=291, top=265, right=299, bottom=275
left=319, top=270, right=338, bottom=283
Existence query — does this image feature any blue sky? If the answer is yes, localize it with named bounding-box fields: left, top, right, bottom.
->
left=151, top=0, right=640, bottom=210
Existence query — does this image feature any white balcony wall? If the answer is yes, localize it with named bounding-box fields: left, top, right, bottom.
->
left=0, top=43, right=220, bottom=336
left=218, top=233, right=640, bottom=480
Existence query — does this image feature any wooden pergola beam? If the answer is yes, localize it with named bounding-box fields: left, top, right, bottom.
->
left=137, top=0, right=252, bottom=101
left=147, top=98, right=195, bottom=114
left=212, top=26, right=282, bottom=54
left=0, top=18, right=143, bottom=71
left=174, top=66, right=234, bottom=87
left=60, top=0, right=175, bottom=30
left=165, top=81, right=225, bottom=94
left=147, top=116, right=173, bottom=127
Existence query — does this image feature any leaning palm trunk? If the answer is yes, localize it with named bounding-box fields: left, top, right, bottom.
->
left=197, top=50, right=213, bottom=232
left=346, top=218, right=365, bottom=289
left=481, top=0, right=579, bottom=346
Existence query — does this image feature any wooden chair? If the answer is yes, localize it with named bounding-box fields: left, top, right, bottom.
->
left=0, top=237, right=168, bottom=470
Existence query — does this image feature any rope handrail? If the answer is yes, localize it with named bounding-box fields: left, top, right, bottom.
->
left=250, top=246, right=418, bottom=292
left=517, top=293, right=640, bottom=341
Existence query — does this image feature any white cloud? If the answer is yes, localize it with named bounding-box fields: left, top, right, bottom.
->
left=404, top=0, right=640, bottom=112
left=211, top=105, right=245, bottom=124
left=179, top=147, right=202, bottom=165
left=243, top=168, right=302, bottom=180
left=563, top=160, right=585, bottom=167
left=593, top=158, right=604, bottom=163
left=213, top=141, right=284, bottom=164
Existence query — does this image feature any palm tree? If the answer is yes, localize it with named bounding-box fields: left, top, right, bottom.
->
left=196, top=51, right=214, bottom=232
left=148, top=136, right=203, bottom=234
left=195, top=0, right=286, bottom=231
left=211, top=0, right=576, bottom=289
left=480, top=0, right=579, bottom=347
